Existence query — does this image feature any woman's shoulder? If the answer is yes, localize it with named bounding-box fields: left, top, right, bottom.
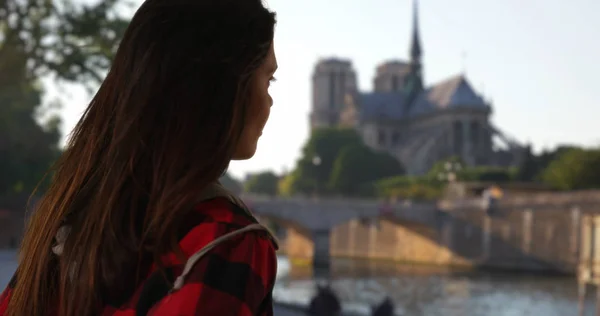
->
left=141, top=197, right=278, bottom=315
left=174, top=197, right=276, bottom=261
left=194, top=196, right=258, bottom=227
left=104, top=197, right=277, bottom=315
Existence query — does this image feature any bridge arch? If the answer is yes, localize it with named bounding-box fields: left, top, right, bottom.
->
left=243, top=196, right=490, bottom=269
left=254, top=213, right=381, bottom=262
left=248, top=200, right=461, bottom=268
left=255, top=211, right=468, bottom=269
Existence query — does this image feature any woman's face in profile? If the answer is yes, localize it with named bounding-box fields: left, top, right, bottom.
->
left=233, top=42, right=278, bottom=160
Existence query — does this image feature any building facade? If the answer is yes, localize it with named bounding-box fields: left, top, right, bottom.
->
left=309, top=0, right=524, bottom=175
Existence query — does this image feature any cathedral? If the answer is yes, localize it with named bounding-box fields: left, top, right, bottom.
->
left=309, top=0, right=524, bottom=175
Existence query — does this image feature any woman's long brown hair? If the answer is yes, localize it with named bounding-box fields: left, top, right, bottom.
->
left=6, top=1, right=275, bottom=315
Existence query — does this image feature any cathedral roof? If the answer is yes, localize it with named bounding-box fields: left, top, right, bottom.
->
left=410, top=74, right=489, bottom=114
left=356, top=74, right=489, bottom=122
left=357, top=92, right=408, bottom=120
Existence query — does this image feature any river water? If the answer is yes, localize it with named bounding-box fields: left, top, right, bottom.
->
left=0, top=251, right=593, bottom=315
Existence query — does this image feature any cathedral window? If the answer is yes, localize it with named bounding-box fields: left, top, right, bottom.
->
left=391, top=131, right=400, bottom=145
left=391, top=75, right=399, bottom=91
left=453, top=121, right=463, bottom=154
left=470, top=120, right=479, bottom=151
left=329, top=72, right=336, bottom=109
left=339, top=72, right=346, bottom=105
left=378, top=130, right=386, bottom=146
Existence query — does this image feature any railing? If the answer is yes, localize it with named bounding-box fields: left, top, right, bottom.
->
left=241, top=193, right=440, bottom=209
left=242, top=192, right=600, bottom=211
left=241, top=193, right=389, bottom=205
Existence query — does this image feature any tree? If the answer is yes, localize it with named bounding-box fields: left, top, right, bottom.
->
left=327, top=145, right=373, bottom=195
left=328, top=144, right=404, bottom=196
left=373, top=175, right=444, bottom=200
left=541, top=147, right=600, bottom=190
left=244, top=171, right=279, bottom=196
left=426, top=157, right=514, bottom=183
left=426, top=156, right=464, bottom=182
left=515, top=145, right=578, bottom=182
left=278, top=170, right=309, bottom=197
left=285, top=127, right=363, bottom=195
left=285, top=127, right=405, bottom=196
left=0, top=83, right=60, bottom=194
left=0, top=0, right=130, bottom=208
left=460, top=166, right=514, bottom=182
left=0, top=0, right=131, bottom=87
left=515, top=145, right=538, bottom=181
left=371, top=150, right=405, bottom=178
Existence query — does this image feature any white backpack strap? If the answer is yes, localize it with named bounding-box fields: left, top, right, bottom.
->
left=171, top=223, right=270, bottom=292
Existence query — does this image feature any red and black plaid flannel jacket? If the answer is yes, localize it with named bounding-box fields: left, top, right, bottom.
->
left=0, top=197, right=279, bottom=316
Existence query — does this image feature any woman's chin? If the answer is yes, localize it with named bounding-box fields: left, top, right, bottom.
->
left=231, top=143, right=258, bottom=161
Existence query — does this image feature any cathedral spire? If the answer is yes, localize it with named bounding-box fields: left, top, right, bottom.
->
left=410, top=0, right=422, bottom=61
left=404, top=0, right=424, bottom=107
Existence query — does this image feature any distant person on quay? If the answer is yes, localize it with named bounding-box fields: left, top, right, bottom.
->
left=0, top=0, right=279, bottom=315
left=371, top=297, right=394, bottom=316
left=307, top=284, right=342, bottom=316
left=482, top=185, right=503, bottom=216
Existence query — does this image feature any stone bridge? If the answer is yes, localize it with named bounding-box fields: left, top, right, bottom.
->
left=241, top=191, right=600, bottom=274
left=242, top=196, right=439, bottom=268
left=243, top=196, right=439, bottom=229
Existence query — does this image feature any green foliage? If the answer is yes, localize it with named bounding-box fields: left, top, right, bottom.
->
left=277, top=169, right=313, bottom=196
left=0, top=0, right=131, bottom=86
left=541, top=147, right=600, bottom=190
left=0, top=0, right=130, bottom=209
left=244, top=171, right=279, bottom=196
left=384, top=183, right=443, bottom=200
left=427, top=156, right=514, bottom=183
left=375, top=156, right=516, bottom=200
left=515, top=146, right=537, bottom=181
left=279, top=139, right=600, bottom=199
left=516, top=145, right=578, bottom=182
left=426, top=156, right=464, bottom=179
left=286, top=127, right=364, bottom=195
left=327, top=144, right=373, bottom=196
left=277, top=173, right=294, bottom=196
left=0, top=78, right=61, bottom=199
left=328, top=144, right=404, bottom=196
left=459, top=166, right=515, bottom=182
left=283, top=127, right=406, bottom=197
left=374, top=175, right=444, bottom=200
left=371, top=150, right=405, bottom=178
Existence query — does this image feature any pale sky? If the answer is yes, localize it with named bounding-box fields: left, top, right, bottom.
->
left=51, top=0, right=600, bottom=180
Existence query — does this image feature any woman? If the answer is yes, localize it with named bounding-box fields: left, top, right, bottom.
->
left=0, top=0, right=279, bottom=315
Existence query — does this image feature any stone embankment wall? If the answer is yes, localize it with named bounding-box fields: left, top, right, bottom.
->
left=281, top=196, right=590, bottom=273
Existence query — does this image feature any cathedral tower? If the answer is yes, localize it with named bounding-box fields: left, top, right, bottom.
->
left=310, top=58, right=357, bottom=130
left=373, top=61, right=411, bottom=92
